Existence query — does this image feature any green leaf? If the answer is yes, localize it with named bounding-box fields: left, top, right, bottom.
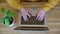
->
left=9, top=12, right=15, bottom=17
left=7, top=17, right=12, bottom=21
left=1, top=7, right=6, bottom=15
left=5, top=18, right=10, bottom=27
left=7, top=10, right=15, bottom=17
left=6, top=9, right=10, bottom=15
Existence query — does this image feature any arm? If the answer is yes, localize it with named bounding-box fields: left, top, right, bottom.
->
left=6, top=0, right=31, bottom=22
left=6, top=0, right=22, bottom=10
left=36, top=0, right=60, bottom=21
left=43, top=0, right=60, bottom=12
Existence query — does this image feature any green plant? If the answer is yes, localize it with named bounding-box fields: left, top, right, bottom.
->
left=0, top=7, right=15, bottom=27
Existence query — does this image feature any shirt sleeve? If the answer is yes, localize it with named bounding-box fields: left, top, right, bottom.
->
left=6, top=0, right=22, bottom=10
left=43, top=0, right=60, bottom=12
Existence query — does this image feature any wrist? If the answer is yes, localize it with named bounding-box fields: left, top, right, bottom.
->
left=20, top=7, right=25, bottom=12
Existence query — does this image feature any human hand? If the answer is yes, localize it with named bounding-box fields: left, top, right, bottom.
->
left=36, top=9, right=45, bottom=21
left=20, top=7, right=31, bottom=22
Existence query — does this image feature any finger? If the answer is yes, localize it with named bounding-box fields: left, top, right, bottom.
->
left=38, top=16, right=41, bottom=21
left=36, top=14, right=40, bottom=20
left=28, top=12, right=32, bottom=16
left=25, top=9, right=31, bottom=18
left=41, top=16, right=43, bottom=21
left=40, top=15, right=44, bottom=21
left=27, top=13, right=31, bottom=18
left=38, top=14, right=43, bottom=21
left=39, top=16, right=43, bottom=21
left=39, top=15, right=44, bottom=21
left=23, top=15, right=28, bottom=22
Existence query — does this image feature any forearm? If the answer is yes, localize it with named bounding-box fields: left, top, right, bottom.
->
left=6, top=0, right=22, bottom=10
left=43, top=0, right=60, bottom=12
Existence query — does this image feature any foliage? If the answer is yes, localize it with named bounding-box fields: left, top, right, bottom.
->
left=0, top=7, right=15, bottom=27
